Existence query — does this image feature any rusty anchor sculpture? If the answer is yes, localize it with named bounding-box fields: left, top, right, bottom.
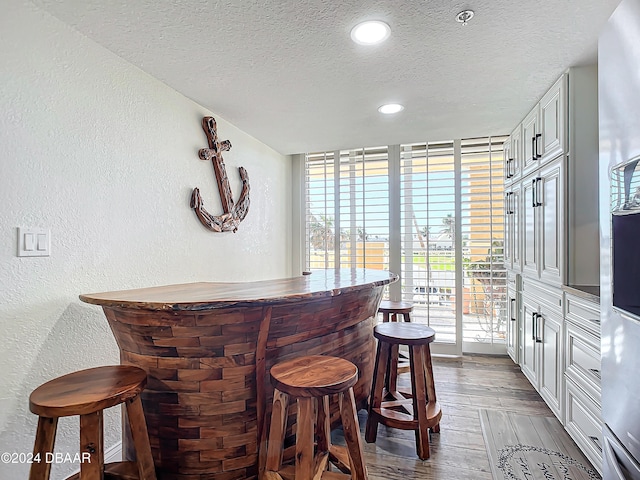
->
left=190, top=116, right=250, bottom=232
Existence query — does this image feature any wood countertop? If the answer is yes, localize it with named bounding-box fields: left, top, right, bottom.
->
left=79, top=268, right=398, bottom=311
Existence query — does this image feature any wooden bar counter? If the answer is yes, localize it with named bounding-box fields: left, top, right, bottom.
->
left=80, top=268, right=396, bottom=480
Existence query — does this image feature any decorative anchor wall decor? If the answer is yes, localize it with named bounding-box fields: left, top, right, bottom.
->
left=190, top=116, right=250, bottom=232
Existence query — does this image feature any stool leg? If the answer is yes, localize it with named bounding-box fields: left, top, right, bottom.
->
left=315, top=395, right=331, bottom=473
left=80, top=410, right=104, bottom=479
left=316, top=394, right=330, bottom=453
left=388, top=343, right=400, bottom=392
left=365, top=340, right=390, bottom=443
left=423, top=344, right=440, bottom=433
left=403, top=312, right=411, bottom=322
left=126, top=395, right=157, bottom=480
left=340, top=388, right=368, bottom=480
left=382, top=312, right=390, bottom=323
left=265, top=389, right=289, bottom=473
left=409, top=345, right=430, bottom=460
left=29, top=416, right=58, bottom=480
left=295, top=397, right=316, bottom=479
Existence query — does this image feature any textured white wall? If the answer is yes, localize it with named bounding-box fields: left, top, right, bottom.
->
left=0, top=1, right=292, bottom=478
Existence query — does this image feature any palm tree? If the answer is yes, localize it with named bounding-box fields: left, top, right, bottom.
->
left=441, top=213, right=454, bottom=241
left=308, top=214, right=335, bottom=251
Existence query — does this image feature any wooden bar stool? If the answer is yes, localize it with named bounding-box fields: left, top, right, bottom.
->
left=28, top=365, right=156, bottom=480
left=378, top=300, right=414, bottom=377
left=378, top=300, right=413, bottom=323
left=365, top=323, right=442, bottom=460
left=264, top=355, right=368, bottom=480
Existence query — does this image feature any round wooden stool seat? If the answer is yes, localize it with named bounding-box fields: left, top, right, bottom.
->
left=28, top=365, right=156, bottom=480
left=366, top=323, right=442, bottom=460
left=373, top=322, right=436, bottom=346
left=265, top=355, right=368, bottom=479
left=378, top=300, right=413, bottom=323
left=29, top=365, right=147, bottom=417
left=270, top=355, right=358, bottom=398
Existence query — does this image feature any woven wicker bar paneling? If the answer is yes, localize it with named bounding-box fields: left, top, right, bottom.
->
left=104, top=285, right=384, bottom=479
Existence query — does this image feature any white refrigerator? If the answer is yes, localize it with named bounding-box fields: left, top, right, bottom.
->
left=599, top=0, right=640, bottom=478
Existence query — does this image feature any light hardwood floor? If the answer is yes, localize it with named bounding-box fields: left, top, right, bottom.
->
left=348, top=354, right=569, bottom=480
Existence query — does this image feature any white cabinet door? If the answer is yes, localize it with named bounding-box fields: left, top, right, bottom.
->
left=510, top=124, right=523, bottom=182
left=504, top=186, right=520, bottom=271
left=521, top=296, right=538, bottom=387
left=522, top=106, right=540, bottom=177
left=503, top=136, right=513, bottom=186
left=507, top=286, right=518, bottom=363
left=522, top=174, right=538, bottom=278
left=538, top=308, right=563, bottom=420
left=511, top=186, right=522, bottom=272
left=504, top=191, right=513, bottom=269
left=538, top=158, right=565, bottom=285
left=539, top=74, right=567, bottom=164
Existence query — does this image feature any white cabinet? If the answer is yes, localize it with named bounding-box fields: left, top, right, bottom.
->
left=505, top=65, right=598, bottom=287
left=522, top=105, right=539, bottom=176
left=520, top=278, right=564, bottom=422
left=538, top=159, right=565, bottom=285
left=504, top=183, right=521, bottom=272
left=539, top=76, right=567, bottom=164
left=504, top=125, right=523, bottom=185
left=503, top=65, right=600, bottom=473
left=521, top=293, right=537, bottom=385
left=538, top=306, right=563, bottom=418
left=522, top=74, right=568, bottom=179
left=506, top=282, right=519, bottom=363
left=563, top=290, right=602, bottom=474
left=521, top=157, right=565, bottom=285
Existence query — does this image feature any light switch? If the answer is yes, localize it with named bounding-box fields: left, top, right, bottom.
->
left=18, top=227, right=50, bottom=257
left=37, top=233, right=47, bottom=251
left=24, top=233, right=35, bottom=251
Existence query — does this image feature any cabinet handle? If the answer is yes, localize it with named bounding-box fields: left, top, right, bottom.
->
left=510, top=298, right=516, bottom=321
left=509, top=158, right=515, bottom=178
left=588, top=318, right=601, bottom=325
left=532, top=179, right=537, bottom=207
left=536, top=133, right=542, bottom=159
left=531, top=136, right=537, bottom=163
left=506, top=158, right=513, bottom=178
left=509, top=192, right=514, bottom=215
left=535, top=177, right=543, bottom=207
left=589, top=368, right=602, bottom=380
left=589, top=435, right=602, bottom=452
left=535, top=313, right=543, bottom=343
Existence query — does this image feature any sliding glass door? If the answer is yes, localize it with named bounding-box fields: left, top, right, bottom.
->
left=303, top=136, right=506, bottom=355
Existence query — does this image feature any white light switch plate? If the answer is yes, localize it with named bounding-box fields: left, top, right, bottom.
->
left=18, top=227, right=50, bottom=257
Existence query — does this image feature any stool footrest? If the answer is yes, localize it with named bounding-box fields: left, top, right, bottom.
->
left=371, top=401, right=442, bottom=431
left=328, top=444, right=351, bottom=473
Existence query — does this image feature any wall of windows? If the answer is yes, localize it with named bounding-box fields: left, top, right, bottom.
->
left=302, top=136, right=507, bottom=354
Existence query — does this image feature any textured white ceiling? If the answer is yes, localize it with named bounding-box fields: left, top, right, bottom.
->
left=32, top=0, right=620, bottom=154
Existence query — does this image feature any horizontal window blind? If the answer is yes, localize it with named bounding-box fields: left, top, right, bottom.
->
left=338, top=148, right=390, bottom=270
left=400, top=142, right=456, bottom=344
left=305, top=151, right=335, bottom=269
left=306, top=148, right=389, bottom=271
left=461, top=136, right=507, bottom=345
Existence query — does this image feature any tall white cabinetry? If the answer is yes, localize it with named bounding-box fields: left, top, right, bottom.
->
left=502, top=66, right=601, bottom=472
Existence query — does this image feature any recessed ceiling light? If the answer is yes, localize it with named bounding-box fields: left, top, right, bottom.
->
left=378, top=103, right=404, bottom=114
left=351, top=20, right=391, bottom=45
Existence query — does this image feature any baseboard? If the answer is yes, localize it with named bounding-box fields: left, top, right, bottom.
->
left=104, top=441, right=123, bottom=463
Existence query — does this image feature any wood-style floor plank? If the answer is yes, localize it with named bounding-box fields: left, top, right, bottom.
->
left=328, top=354, right=597, bottom=480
